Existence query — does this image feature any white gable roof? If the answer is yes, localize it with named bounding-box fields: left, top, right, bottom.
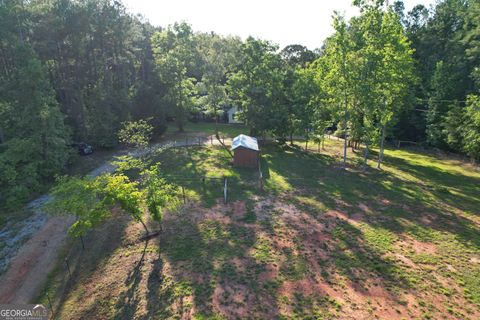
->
left=231, top=134, right=259, bottom=151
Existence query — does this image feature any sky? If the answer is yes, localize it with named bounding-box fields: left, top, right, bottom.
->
left=122, top=0, right=436, bottom=50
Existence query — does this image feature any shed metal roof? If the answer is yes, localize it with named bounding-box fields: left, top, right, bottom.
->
left=231, top=134, right=259, bottom=151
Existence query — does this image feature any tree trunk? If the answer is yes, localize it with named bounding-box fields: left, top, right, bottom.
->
left=290, top=132, right=293, bottom=145
left=343, top=106, right=348, bottom=168
left=216, top=133, right=233, bottom=158
left=363, top=142, right=369, bottom=168
left=214, top=106, right=219, bottom=136
left=377, top=124, right=386, bottom=169
left=139, top=217, right=150, bottom=235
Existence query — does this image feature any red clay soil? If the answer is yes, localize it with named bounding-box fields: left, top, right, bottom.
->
left=0, top=216, right=74, bottom=303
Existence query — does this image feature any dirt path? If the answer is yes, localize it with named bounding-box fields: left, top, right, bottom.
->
left=0, top=135, right=231, bottom=304
left=0, top=216, right=75, bottom=303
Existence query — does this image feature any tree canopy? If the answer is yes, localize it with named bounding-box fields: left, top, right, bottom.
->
left=1, top=0, right=479, bottom=212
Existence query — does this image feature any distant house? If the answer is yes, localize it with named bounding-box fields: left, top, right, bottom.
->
left=232, top=134, right=259, bottom=168
left=227, top=106, right=242, bottom=124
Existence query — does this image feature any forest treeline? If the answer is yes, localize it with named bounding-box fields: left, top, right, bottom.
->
left=0, top=0, right=479, bottom=210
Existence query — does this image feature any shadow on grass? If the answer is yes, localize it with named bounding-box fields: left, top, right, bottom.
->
left=144, top=214, right=281, bottom=319
left=114, top=240, right=149, bottom=319
left=381, top=152, right=480, bottom=215
left=261, top=144, right=480, bottom=291
left=148, top=146, right=260, bottom=207
left=50, top=213, right=131, bottom=319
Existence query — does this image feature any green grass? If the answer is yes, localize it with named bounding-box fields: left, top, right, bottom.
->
left=41, top=137, right=480, bottom=319
left=146, top=146, right=259, bottom=206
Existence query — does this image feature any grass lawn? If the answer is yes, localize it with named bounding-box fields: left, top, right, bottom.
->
left=40, top=137, right=480, bottom=319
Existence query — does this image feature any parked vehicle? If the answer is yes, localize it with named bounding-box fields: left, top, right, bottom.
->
left=71, top=142, right=94, bottom=155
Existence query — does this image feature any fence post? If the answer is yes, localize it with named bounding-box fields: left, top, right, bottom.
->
left=202, top=176, right=206, bottom=194
left=258, top=162, right=264, bottom=191
left=211, top=135, right=213, bottom=145
left=223, top=176, right=227, bottom=204
left=185, top=137, right=188, bottom=146
left=182, top=186, right=186, bottom=204
left=80, top=236, right=85, bottom=250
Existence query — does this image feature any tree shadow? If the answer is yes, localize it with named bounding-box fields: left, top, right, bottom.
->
left=143, top=211, right=282, bottom=319
left=382, top=152, right=480, bottom=215
left=261, top=144, right=480, bottom=298
left=51, top=212, right=131, bottom=319
left=113, top=240, right=149, bottom=319
left=150, top=146, right=260, bottom=207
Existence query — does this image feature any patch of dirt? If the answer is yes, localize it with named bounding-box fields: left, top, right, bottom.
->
left=231, top=201, right=246, bottom=220
left=389, top=253, right=418, bottom=269
left=212, top=281, right=256, bottom=319
left=470, top=256, right=480, bottom=264
left=325, top=209, right=364, bottom=226
left=39, top=194, right=480, bottom=320
left=378, top=197, right=392, bottom=206
left=411, top=239, right=438, bottom=254
left=358, top=202, right=372, bottom=214
left=0, top=216, right=75, bottom=303
left=258, top=263, right=279, bottom=282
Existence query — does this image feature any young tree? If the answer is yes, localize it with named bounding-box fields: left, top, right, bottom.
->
left=141, top=164, right=179, bottom=229
left=317, top=13, right=356, bottom=167
left=118, top=119, right=154, bottom=149
left=373, top=8, right=415, bottom=168
left=98, top=173, right=150, bottom=234
left=48, top=163, right=180, bottom=239
left=46, top=176, right=110, bottom=238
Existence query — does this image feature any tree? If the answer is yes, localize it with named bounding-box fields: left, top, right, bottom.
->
left=48, top=163, right=179, bottom=238
left=280, top=44, right=317, bottom=67
left=462, top=95, right=480, bottom=162
left=152, top=23, right=197, bottom=132
left=98, top=173, right=150, bottom=234
left=227, top=37, right=287, bottom=138
left=194, top=33, right=243, bottom=136
left=0, top=42, right=70, bottom=209
left=291, top=63, right=329, bottom=147
left=317, top=12, right=356, bottom=166
left=118, top=119, right=154, bottom=149
left=141, top=164, right=179, bottom=228
left=46, top=176, right=110, bottom=238
left=371, top=8, right=415, bottom=168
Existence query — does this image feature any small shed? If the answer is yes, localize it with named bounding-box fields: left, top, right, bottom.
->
left=232, top=134, right=260, bottom=168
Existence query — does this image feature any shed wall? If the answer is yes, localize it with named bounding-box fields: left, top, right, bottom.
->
left=233, top=147, right=259, bottom=167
